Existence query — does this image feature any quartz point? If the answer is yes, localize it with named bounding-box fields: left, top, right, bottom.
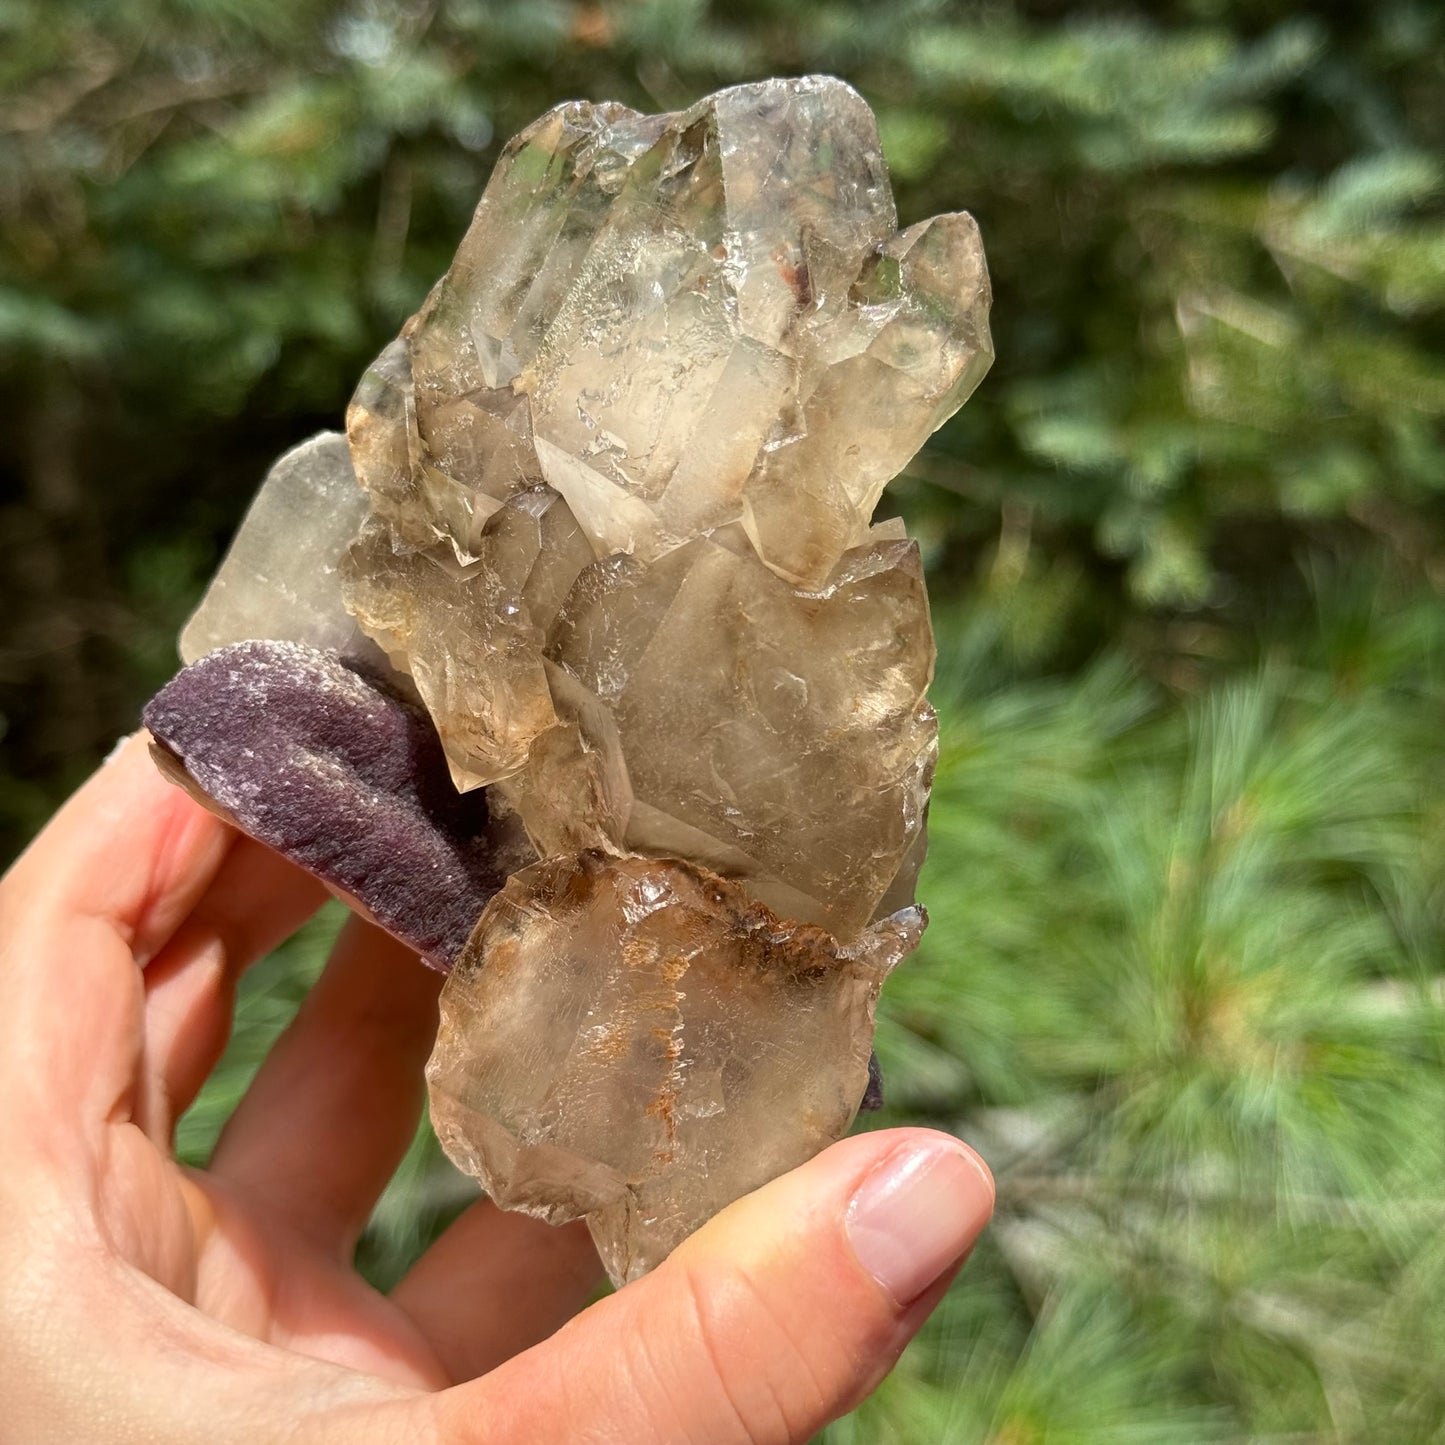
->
left=150, top=75, right=992, bottom=1286
left=180, top=433, right=384, bottom=670
left=347, top=76, right=991, bottom=593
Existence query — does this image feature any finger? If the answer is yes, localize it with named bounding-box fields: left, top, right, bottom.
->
left=137, top=836, right=328, bottom=1141
left=392, top=1203, right=601, bottom=1381
left=1, top=1198, right=417, bottom=1445
left=416, top=1127, right=994, bottom=1445
left=0, top=733, right=236, bottom=1148
left=209, top=916, right=442, bottom=1255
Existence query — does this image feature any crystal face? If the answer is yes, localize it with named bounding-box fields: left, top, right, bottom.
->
left=157, top=75, right=992, bottom=1285
left=341, top=486, right=593, bottom=789
left=428, top=851, right=922, bottom=1284
left=522, top=526, right=938, bottom=936
left=180, top=433, right=383, bottom=669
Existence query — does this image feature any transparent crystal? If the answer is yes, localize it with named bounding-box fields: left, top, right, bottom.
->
left=427, top=851, right=922, bottom=1285
left=346, top=76, right=991, bottom=590
left=532, top=525, right=937, bottom=936
left=180, top=433, right=382, bottom=667
left=340, top=486, right=592, bottom=790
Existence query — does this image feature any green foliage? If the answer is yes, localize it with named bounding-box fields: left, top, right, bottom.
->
left=3, top=0, right=1445, bottom=1439
left=866, top=575, right=1445, bottom=1440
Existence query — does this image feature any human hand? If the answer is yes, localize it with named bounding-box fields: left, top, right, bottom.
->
left=0, top=734, right=993, bottom=1444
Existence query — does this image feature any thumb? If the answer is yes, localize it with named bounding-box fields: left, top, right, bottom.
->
left=425, top=1126, right=993, bottom=1444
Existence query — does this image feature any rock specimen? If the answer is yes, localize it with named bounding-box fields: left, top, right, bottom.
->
left=343, top=485, right=593, bottom=790
left=527, top=527, right=937, bottom=936
left=347, top=80, right=990, bottom=595
left=153, top=76, right=992, bottom=1286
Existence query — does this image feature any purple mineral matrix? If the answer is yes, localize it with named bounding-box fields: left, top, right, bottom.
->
left=143, top=640, right=527, bottom=968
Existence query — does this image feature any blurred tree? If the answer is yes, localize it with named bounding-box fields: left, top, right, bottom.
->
left=3, top=1, right=1444, bottom=1439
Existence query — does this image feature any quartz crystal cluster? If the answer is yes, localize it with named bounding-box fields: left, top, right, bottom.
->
left=147, top=75, right=992, bottom=1285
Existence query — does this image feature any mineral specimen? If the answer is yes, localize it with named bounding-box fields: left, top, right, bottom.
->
left=344, top=76, right=990, bottom=807
left=348, top=82, right=989, bottom=590
left=342, top=485, right=593, bottom=790
left=152, top=75, right=992, bottom=1286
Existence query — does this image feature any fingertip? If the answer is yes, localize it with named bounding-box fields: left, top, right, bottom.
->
left=101, top=728, right=174, bottom=787
left=3, top=723, right=232, bottom=942
left=843, top=1124, right=995, bottom=1203
left=842, top=1131, right=993, bottom=1308
left=682, top=1126, right=992, bottom=1311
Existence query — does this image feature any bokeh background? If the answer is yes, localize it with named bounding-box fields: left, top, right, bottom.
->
left=4, top=1, right=1445, bottom=1438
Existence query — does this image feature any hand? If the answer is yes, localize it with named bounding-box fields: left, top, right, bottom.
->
left=0, top=734, right=993, bottom=1444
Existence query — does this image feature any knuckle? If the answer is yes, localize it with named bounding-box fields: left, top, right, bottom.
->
left=664, top=1257, right=845, bottom=1445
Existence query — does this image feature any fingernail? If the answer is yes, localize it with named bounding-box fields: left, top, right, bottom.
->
left=845, top=1140, right=994, bottom=1306
left=104, top=731, right=142, bottom=765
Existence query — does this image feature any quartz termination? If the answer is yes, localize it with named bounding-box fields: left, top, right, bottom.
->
left=347, top=80, right=991, bottom=603
left=166, top=75, right=992, bottom=1287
